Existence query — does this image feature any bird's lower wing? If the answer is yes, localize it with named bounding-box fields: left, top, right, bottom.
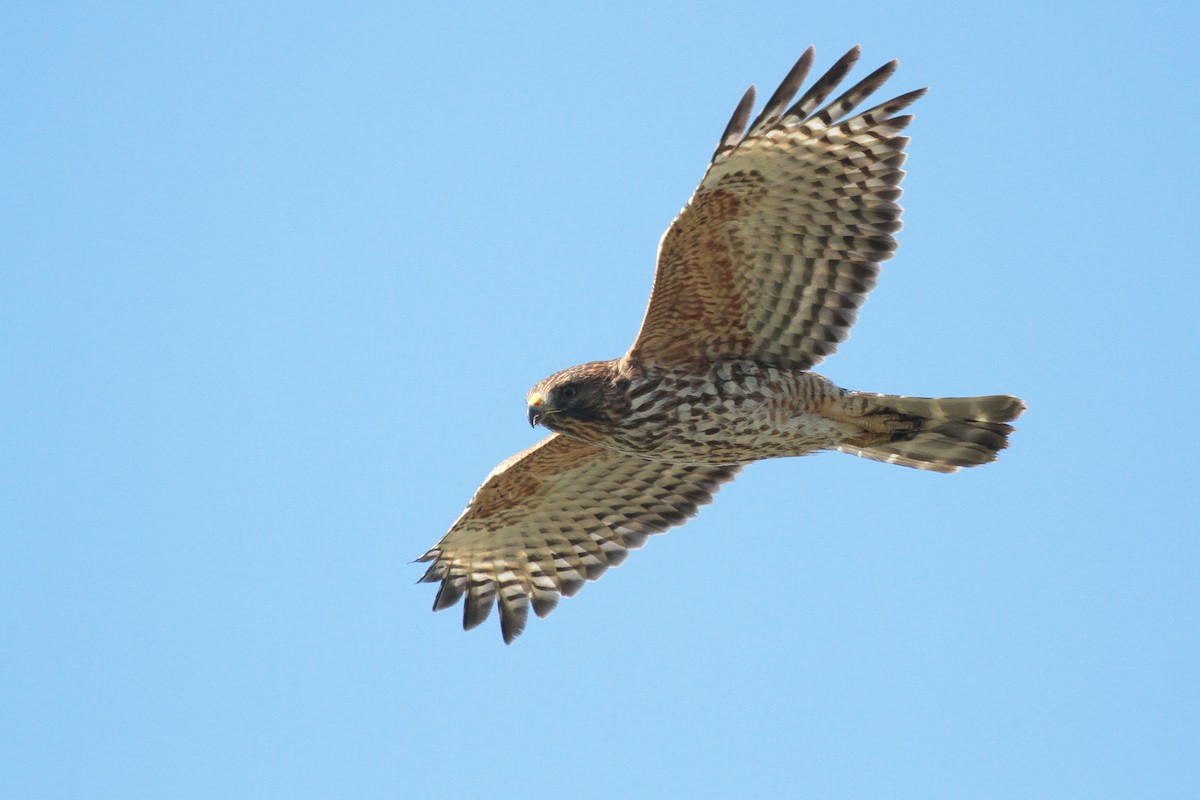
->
left=417, top=433, right=740, bottom=642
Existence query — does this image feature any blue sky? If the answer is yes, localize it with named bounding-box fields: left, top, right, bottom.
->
left=3, top=2, right=1198, bottom=798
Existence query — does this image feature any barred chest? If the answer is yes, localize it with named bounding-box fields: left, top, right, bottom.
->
left=607, top=359, right=851, bottom=463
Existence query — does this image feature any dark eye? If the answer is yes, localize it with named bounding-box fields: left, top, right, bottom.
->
left=558, top=384, right=579, bottom=402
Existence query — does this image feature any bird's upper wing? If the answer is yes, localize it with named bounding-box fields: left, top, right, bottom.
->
left=626, top=46, right=926, bottom=370
left=417, top=434, right=740, bottom=642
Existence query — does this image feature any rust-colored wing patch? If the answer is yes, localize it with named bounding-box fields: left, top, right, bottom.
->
left=627, top=46, right=926, bottom=370
left=417, top=434, right=740, bottom=642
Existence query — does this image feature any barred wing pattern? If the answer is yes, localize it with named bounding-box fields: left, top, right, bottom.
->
left=628, top=46, right=927, bottom=370
left=417, top=434, right=740, bottom=642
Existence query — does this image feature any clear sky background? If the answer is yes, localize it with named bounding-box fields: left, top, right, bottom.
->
left=3, top=2, right=1198, bottom=798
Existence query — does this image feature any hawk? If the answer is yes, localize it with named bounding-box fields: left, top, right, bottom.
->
left=417, top=46, right=1024, bottom=643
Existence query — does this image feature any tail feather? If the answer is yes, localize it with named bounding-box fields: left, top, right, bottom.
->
left=836, top=393, right=1025, bottom=473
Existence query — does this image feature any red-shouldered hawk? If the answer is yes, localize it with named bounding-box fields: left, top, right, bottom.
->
left=417, top=46, right=1024, bottom=643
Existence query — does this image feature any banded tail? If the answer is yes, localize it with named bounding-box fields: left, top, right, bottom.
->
left=836, top=393, right=1026, bottom=473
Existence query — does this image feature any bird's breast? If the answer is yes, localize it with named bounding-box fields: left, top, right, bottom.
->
left=608, top=360, right=851, bottom=463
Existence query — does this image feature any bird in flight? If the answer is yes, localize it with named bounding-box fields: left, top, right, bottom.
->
left=417, top=46, right=1024, bottom=643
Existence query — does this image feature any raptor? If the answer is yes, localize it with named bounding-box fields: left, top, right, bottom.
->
left=417, top=46, right=1024, bottom=642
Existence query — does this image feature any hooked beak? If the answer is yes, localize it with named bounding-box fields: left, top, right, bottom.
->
left=527, top=393, right=545, bottom=428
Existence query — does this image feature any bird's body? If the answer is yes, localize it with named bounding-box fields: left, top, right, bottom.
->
left=418, top=46, right=1025, bottom=642
left=531, top=358, right=847, bottom=463
left=530, top=357, right=1020, bottom=470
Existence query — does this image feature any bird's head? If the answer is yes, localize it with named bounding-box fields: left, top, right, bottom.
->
left=526, top=360, right=630, bottom=438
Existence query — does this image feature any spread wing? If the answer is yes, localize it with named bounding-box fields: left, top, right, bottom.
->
left=417, top=434, right=740, bottom=643
left=627, top=46, right=927, bottom=370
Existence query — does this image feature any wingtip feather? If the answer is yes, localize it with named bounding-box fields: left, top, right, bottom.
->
left=712, top=85, right=757, bottom=162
